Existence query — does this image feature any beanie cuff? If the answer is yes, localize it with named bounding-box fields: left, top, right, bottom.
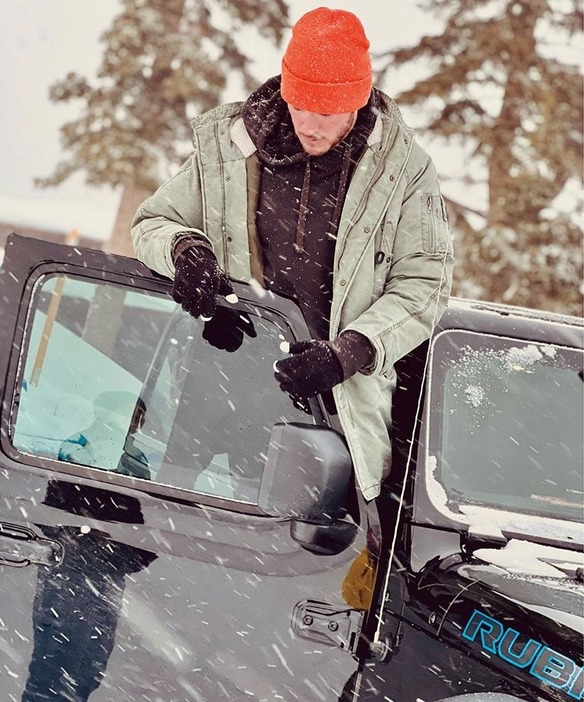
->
left=281, top=67, right=372, bottom=114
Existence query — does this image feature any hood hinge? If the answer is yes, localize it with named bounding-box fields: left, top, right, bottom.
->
left=292, top=599, right=365, bottom=654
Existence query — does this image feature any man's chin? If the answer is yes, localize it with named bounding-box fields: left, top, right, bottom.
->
left=301, top=140, right=330, bottom=156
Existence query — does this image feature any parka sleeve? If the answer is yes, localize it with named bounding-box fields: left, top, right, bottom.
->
left=344, top=144, right=454, bottom=375
left=131, top=154, right=211, bottom=279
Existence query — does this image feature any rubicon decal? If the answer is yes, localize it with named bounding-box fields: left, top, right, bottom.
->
left=462, top=610, right=583, bottom=699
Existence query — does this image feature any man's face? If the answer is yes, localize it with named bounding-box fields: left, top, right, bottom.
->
left=288, top=105, right=358, bottom=156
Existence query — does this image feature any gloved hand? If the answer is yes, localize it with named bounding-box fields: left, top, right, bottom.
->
left=274, top=332, right=375, bottom=400
left=172, top=243, right=236, bottom=319
left=274, top=340, right=344, bottom=400
left=202, top=306, right=257, bottom=352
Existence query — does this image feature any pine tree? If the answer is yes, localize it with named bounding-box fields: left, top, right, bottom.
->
left=377, top=0, right=583, bottom=315
left=37, top=0, right=288, bottom=255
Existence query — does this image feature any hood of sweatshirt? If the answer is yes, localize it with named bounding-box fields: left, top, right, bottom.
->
left=241, top=75, right=377, bottom=168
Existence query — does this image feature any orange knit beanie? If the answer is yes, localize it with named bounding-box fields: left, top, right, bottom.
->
left=281, top=8, right=373, bottom=114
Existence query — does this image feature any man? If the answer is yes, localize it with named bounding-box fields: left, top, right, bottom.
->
left=131, top=8, right=454, bottom=501
left=58, top=392, right=150, bottom=480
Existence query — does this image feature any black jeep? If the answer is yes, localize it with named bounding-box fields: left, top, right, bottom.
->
left=0, top=234, right=581, bottom=702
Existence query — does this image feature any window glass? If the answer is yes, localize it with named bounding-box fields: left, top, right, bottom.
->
left=12, top=275, right=311, bottom=503
left=428, top=330, right=583, bottom=522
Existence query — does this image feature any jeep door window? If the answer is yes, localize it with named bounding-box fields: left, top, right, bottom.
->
left=11, top=274, right=310, bottom=504
left=428, top=330, right=583, bottom=522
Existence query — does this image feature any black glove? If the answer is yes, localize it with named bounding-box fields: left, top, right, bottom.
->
left=172, top=244, right=235, bottom=319
left=274, top=332, right=375, bottom=401
left=274, top=340, right=344, bottom=400
left=202, top=306, right=257, bottom=352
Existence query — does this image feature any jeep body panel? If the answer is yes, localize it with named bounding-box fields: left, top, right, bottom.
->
left=0, top=235, right=369, bottom=701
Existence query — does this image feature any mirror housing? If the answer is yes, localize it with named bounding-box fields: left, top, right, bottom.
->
left=258, top=423, right=352, bottom=520
left=289, top=518, right=358, bottom=555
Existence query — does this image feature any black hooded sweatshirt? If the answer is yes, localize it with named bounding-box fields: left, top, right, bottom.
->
left=241, top=76, right=376, bottom=342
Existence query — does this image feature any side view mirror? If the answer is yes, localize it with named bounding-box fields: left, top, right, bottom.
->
left=258, top=423, right=353, bottom=521
left=289, top=518, right=358, bottom=556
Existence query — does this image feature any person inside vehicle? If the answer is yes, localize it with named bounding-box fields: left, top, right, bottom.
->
left=59, top=392, right=150, bottom=480
left=131, top=8, right=453, bottom=501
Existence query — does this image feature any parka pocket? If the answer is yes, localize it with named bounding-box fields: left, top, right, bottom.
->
left=421, top=193, right=451, bottom=254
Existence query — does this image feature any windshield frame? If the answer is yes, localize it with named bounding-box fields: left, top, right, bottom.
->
left=413, top=324, right=584, bottom=549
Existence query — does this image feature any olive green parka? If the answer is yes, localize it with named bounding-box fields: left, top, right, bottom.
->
left=132, top=89, right=453, bottom=500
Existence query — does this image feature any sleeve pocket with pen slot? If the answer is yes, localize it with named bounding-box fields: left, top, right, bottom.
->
left=421, top=193, right=452, bottom=254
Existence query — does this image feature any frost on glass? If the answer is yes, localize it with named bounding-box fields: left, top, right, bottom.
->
left=11, top=274, right=308, bottom=503
left=431, top=331, right=583, bottom=522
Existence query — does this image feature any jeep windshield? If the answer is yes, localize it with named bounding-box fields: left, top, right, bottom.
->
left=427, top=329, right=583, bottom=524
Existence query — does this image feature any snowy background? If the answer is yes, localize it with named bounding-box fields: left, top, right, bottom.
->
left=1, top=0, right=437, bottom=246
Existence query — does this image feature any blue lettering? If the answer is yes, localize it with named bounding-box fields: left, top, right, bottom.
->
left=568, top=667, right=584, bottom=700
left=498, top=628, right=541, bottom=668
left=462, top=610, right=583, bottom=697
left=531, top=646, right=575, bottom=689
left=462, top=610, right=503, bottom=654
